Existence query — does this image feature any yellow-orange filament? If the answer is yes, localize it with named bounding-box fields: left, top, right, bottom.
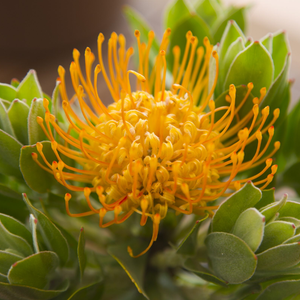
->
left=128, top=214, right=160, bottom=258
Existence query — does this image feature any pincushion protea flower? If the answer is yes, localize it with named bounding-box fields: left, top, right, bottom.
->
left=32, top=29, right=280, bottom=257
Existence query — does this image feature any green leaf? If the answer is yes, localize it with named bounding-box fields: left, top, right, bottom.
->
left=273, top=116, right=288, bottom=173
left=279, top=217, right=300, bottom=228
left=245, top=37, right=253, bottom=47
left=256, top=243, right=300, bottom=272
left=229, top=284, right=261, bottom=299
left=255, top=188, right=275, bottom=210
left=0, top=130, right=22, bottom=178
left=284, top=234, right=300, bottom=244
left=232, top=208, right=265, bottom=252
left=282, top=96, right=300, bottom=158
left=221, top=37, right=245, bottom=87
left=212, top=7, right=246, bottom=43
left=218, top=20, right=246, bottom=68
left=168, top=14, right=212, bottom=72
left=0, top=280, right=69, bottom=300
left=261, top=54, right=290, bottom=126
left=279, top=201, right=300, bottom=219
left=10, top=79, right=20, bottom=89
left=259, top=194, right=287, bottom=223
left=51, top=80, right=60, bottom=119
left=0, top=84, right=17, bottom=102
left=7, top=251, right=59, bottom=289
left=212, top=182, right=262, bottom=233
left=0, top=184, right=28, bottom=223
left=7, top=100, right=29, bottom=145
left=184, top=257, right=227, bottom=287
left=123, top=6, right=159, bottom=52
left=0, top=221, right=32, bottom=257
left=0, top=273, right=8, bottom=284
left=0, top=251, right=22, bottom=275
left=257, top=221, right=296, bottom=253
left=77, top=228, right=86, bottom=280
left=22, top=194, right=69, bottom=266
left=165, top=0, right=190, bottom=30
left=283, top=163, right=300, bottom=195
left=54, top=222, right=78, bottom=266
left=256, top=280, right=300, bottom=300
left=0, top=100, right=12, bottom=110
left=177, top=214, right=208, bottom=256
left=206, top=232, right=257, bottom=284
left=29, top=215, right=39, bottom=253
left=16, top=70, right=43, bottom=107
left=195, top=0, right=222, bottom=27
left=20, top=141, right=58, bottom=193
left=0, top=214, right=32, bottom=245
left=224, top=41, right=274, bottom=96
left=260, top=33, right=273, bottom=55
left=108, top=243, right=148, bottom=299
left=67, top=279, right=104, bottom=300
left=0, top=100, right=15, bottom=137
left=272, top=31, right=289, bottom=80
left=27, top=98, right=47, bottom=144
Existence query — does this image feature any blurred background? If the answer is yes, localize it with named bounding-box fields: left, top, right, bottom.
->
left=0, top=0, right=299, bottom=105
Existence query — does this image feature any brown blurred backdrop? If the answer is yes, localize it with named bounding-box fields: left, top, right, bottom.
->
left=0, top=0, right=165, bottom=104
left=0, top=0, right=299, bottom=105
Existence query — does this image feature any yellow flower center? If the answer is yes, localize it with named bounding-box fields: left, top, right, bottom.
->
left=33, top=29, right=280, bottom=257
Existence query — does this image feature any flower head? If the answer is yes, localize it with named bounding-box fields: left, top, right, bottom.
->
left=34, top=29, right=279, bottom=257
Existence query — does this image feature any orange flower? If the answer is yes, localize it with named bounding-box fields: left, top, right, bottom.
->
left=33, top=29, right=279, bottom=257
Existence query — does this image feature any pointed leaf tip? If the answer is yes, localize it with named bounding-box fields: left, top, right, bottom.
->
left=16, top=70, right=43, bottom=107
left=22, top=194, right=69, bottom=266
